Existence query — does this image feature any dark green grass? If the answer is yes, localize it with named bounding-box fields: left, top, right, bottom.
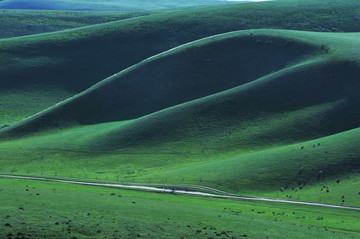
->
left=0, top=85, right=73, bottom=125
left=1, top=178, right=359, bottom=239
left=0, top=30, right=323, bottom=134
left=2, top=30, right=360, bottom=148
left=0, top=9, right=155, bottom=39
left=0, top=0, right=360, bottom=124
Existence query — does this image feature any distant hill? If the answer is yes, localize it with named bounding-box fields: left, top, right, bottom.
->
left=0, top=0, right=236, bottom=11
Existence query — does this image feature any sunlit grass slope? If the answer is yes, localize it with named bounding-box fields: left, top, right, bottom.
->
left=0, top=29, right=360, bottom=207
left=1, top=0, right=360, bottom=124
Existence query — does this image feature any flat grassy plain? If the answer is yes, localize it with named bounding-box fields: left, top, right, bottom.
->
left=1, top=178, right=359, bottom=239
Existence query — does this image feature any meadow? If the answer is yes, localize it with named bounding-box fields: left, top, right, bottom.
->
left=0, top=0, right=360, bottom=238
left=1, top=178, right=359, bottom=239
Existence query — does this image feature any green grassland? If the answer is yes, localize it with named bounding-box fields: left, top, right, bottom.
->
left=1, top=29, right=360, bottom=208
left=1, top=0, right=360, bottom=238
left=0, top=178, right=359, bottom=239
left=1, top=0, right=360, bottom=125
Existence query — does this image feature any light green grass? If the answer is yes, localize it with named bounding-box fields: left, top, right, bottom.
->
left=0, top=178, right=359, bottom=239
left=1, top=115, right=359, bottom=206
left=0, top=86, right=73, bottom=125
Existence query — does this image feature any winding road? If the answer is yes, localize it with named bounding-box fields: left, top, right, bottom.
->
left=1, top=174, right=359, bottom=211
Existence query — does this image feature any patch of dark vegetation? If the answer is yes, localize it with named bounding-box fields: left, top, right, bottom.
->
left=0, top=124, right=9, bottom=130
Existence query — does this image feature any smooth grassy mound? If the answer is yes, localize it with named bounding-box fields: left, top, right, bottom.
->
left=1, top=0, right=360, bottom=124
left=2, top=29, right=360, bottom=138
left=0, top=30, right=321, bottom=134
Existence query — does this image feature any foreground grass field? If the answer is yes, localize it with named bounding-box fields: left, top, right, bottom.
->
left=1, top=178, right=359, bottom=239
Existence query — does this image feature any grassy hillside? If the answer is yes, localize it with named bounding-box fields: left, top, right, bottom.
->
left=0, top=9, right=155, bottom=39
left=1, top=0, right=360, bottom=125
left=1, top=1, right=360, bottom=238
left=0, top=30, right=322, bottom=134
left=0, top=0, right=233, bottom=11
left=2, top=29, right=360, bottom=137
left=1, top=29, right=360, bottom=207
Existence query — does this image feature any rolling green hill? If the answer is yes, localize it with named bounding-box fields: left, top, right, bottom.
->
left=1, top=0, right=360, bottom=125
left=0, top=9, right=155, bottom=39
left=1, top=1, right=360, bottom=237
left=0, top=0, right=234, bottom=11
left=1, top=29, right=359, bottom=208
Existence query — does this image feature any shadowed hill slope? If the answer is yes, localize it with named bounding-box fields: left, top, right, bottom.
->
left=2, top=29, right=360, bottom=147
left=2, top=0, right=360, bottom=90
left=1, top=0, right=360, bottom=124
left=0, top=30, right=326, bottom=137
left=0, top=9, right=155, bottom=39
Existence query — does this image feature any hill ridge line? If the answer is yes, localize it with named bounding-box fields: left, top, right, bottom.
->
left=0, top=10, right=173, bottom=42
left=0, top=29, right=329, bottom=137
